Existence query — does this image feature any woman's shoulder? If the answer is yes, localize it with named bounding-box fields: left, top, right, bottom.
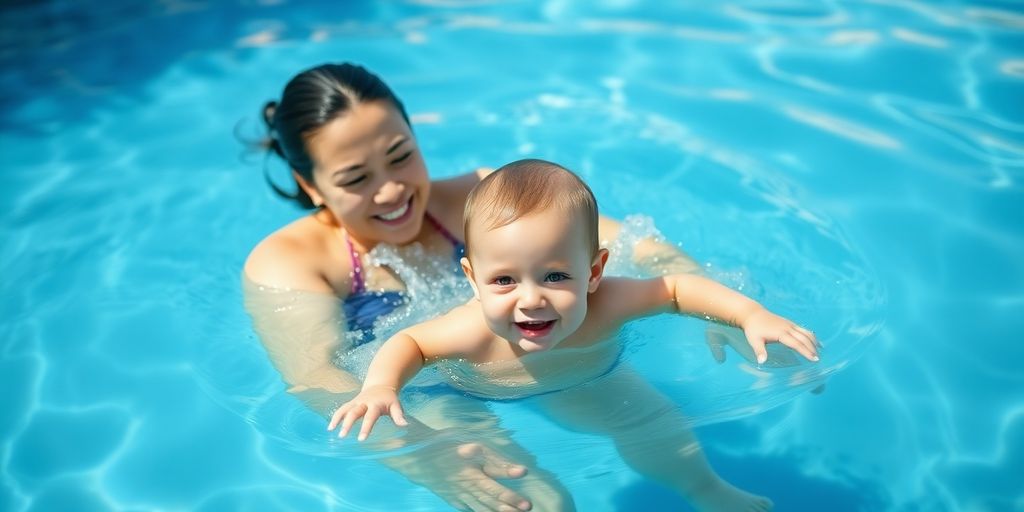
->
left=431, top=168, right=491, bottom=201
left=428, top=168, right=492, bottom=228
left=243, top=215, right=349, bottom=294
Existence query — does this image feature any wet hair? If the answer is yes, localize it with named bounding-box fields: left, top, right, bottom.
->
left=464, top=159, right=599, bottom=257
left=260, top=63, right=410, bottom=208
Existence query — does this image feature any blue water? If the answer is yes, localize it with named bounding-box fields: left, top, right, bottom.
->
left=2, top=1, right=1022, bottom=510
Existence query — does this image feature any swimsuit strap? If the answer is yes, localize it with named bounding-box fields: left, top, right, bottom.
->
left=344, top=231, right=366, bottom=295
left=424, top=211, right=462, bottom=248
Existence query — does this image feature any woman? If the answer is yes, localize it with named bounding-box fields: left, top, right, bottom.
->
left=243, top=63, right=700, bottom=511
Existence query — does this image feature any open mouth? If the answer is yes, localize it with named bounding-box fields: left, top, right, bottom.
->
left=374, top=197, right=413, bottom=225
left=514, top=320, right=556, bottom=339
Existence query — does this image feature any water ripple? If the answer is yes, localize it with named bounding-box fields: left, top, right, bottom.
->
left=782, top=105, right=903, bottom=149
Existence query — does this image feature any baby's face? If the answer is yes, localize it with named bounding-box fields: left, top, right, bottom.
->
left=462, top=208, right=603, bottom=353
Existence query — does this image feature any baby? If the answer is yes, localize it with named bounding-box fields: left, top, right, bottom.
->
left=330, top=159, right=818, bottom=511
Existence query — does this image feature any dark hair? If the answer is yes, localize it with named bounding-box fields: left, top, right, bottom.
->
left=464, top=159, right=599, bottom=257
left=261, top=63, right=410, bottom=208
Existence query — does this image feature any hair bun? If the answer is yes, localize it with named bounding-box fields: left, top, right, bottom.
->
left=262, top=101, right=278, bottom=128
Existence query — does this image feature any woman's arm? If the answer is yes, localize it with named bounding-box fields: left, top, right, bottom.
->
left=598, top=215, right=702, bottom=276
left=243, top=220, right=360, bottom=396
left=243, top=276, right=360, bottom=396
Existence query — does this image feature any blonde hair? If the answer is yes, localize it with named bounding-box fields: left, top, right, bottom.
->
left=463, top=159, right=599, bottom=257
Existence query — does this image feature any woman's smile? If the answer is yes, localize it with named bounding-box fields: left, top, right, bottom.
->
left=373, top=196, right=414, bottom=225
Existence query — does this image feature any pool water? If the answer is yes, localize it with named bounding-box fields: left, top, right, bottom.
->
left=2, top=1, right=1022, bottom=511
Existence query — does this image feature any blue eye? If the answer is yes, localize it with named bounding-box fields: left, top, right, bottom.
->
left=494, top=276, right=515, bottom=286
left=545, top=272, right=570, bottom=283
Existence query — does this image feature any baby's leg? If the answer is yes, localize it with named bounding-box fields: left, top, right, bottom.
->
left=535, top=366, right=771, bottom=512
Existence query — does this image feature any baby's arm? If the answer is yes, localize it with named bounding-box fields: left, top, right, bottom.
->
left=328, top=332, right=424, bottom=440
left=328, top=304, right=487, bottom=441
left=665, top=274, right=819, bottom=364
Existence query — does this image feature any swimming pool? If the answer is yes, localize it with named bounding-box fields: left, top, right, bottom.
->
left=2, top=1, right=1021, bottom=510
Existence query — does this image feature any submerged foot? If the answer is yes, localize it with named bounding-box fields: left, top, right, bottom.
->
left=689, top=480, right=773, bottom=512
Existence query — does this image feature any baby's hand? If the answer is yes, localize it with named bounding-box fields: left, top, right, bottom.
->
left=328, top=385, right=408, bottom=441
left=741, top=308, right=819, bottom=364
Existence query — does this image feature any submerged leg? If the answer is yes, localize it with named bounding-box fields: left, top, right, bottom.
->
left=535, top=366, right=772, bottom=512
left=406, top=392, right=576, bottom=512
left=300, top=386, right=573, bottom=511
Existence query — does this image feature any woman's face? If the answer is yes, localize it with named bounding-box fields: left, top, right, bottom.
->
left=301, top=100, right=430, bottom=248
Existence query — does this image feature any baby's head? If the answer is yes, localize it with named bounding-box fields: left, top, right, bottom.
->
left=461, top=159, right=608, bottom=352
left=463, top=159, right=599, bottom=258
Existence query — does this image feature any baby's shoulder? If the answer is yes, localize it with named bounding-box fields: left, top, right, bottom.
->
left=591, top=276, right=663, bottom=299
left=588, top=277, right=674, bottom=320
left=404, top=301, right=494, bottom=358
